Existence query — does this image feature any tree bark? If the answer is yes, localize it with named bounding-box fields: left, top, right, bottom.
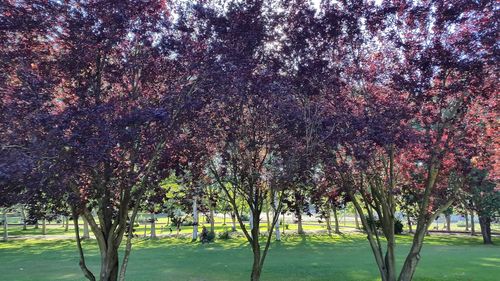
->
left=464, top=212, right=469, bottom=232
left=192, top=197, right=199, bottom=240
left=326, top=211, right=332, bottom=235
left=65, top=216, right=70, bottom=232
left=296, top=211, right=304, bottom=235
left=209, top=207, right=215, bottom=233
left=42, top=218, right=46, bottom=235
left=231, top=212, right=237, bottom=232
left=150, top=212, right=156, bottom=238
left=445, top=213, right=451, bottom=232
left=72, top=211, right=96, bottom=281
left=470, top=211, right=476, bottom=235
left=354, top=209, right=360, bottom=229
left=2, top=210, right=7, bottom=241
left=20, top=206, right=27, bottom=231
left=407, top=216, right=413, bottom=233
left=273, top=194, right=280, bottom=241
left=333, top=206, right=340, bottom=234
left=83, top=217, right=90, bottom=239
left=479, top=216, right=492, bottom=244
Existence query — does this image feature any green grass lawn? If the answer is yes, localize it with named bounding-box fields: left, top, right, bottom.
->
left=1, top=234, right=498, bottom=281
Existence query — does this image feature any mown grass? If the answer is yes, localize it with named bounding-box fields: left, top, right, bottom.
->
left=1, top=233, right=498, bottom=281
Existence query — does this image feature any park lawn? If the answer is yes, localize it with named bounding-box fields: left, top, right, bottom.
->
left=1, top=234, right=499, bottom=281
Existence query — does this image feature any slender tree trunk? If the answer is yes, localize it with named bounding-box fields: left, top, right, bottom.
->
left=407, top=216, right=413, bottom=234
left=266, top=207, right=271, bottom=233
left=282, top=213, right=285, bottom=234
left=471, top=211, right=476, bottom=235
left=354, top=209, right=360, bottom=229
left=209, top=207, right=215, bottom=233
left=326, top=211, right=332, bottom=235
left=42, top=218, right=46, bottom=235
left=2, top=210, right=8, bottom=241
left=445, top=214, right=451, bottom=232
left=250, top=240, right=262, bottom=281
left=479, top=216, right=492, bottom=244
left=274, top=194, right=280, bottom=241
left=35, top=221, right=39, bottom=229
left=20, top=206, right=27, bottom=231
left=83, top=217, right=90, bottom=239
left=231, top=212, right=237, bottom=232
left=150, top=212, right=156, bottom=238
left=333, top=206, right=340, bottom=234
left=65, top=216, right=69, bottom=232
left=223, top=211, right=226, bottom=225
left=464, top=212, right=469, bottom=231
left=72, top=211, right=96, bottom=281
left=192, top=197, right=198, bottom=241
left=249, top=211, right=254, bottom=237
left=296, top=211, right=304, bottom=235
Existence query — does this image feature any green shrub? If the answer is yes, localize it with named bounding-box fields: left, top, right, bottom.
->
left=218, top=230, right=231, bottom=240
left=200, top=226, right=215, bottom=243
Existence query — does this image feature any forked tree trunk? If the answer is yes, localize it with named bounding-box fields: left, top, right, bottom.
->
left=478, top=216, right=492, bottom=244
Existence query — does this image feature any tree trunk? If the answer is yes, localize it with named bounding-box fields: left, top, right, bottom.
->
left=266, top=207, right=271, bottom=233
left=333, top=206, right=340, bottom=234
left=479, top=216, right=492, bottom=244
left=20, top=206, right=27, bottom=231
left=223, top=211, right=226, bottom=225
left=2, top=210, right=7, bottom=241
left=354, top=209, right=360, bottom=229
left=326, top=211, right=332, bottom=235
left=464, top=212, right=469, bottom=231
left=231, top=212, right=237, bottom=232
left=445, top=214, right=451, bottom=232
left=83, top=217, right=90, bottom=239
left=249, top=211, right=254, bottom=236
left=150, top=212, right=156, bottom=238
left=192, top=197, right=198, bottom=241
left=273, top=194, right=280, bottom=241
left=35, top=221, right=39, bottom=229
left=65, top=216, right=70, bottom=232
left=296, top=211, right=304, bottom=235
left=42, top=218, right=46, bottom=235
left=250, top=242, right=262, bottom=281
left=209, top=207, right=215, bottom=233
left=99, top=244, right=119, bottom=281
left=470, top=211, right=476, bottom=235
left=407, top=216, right=413, bottom=233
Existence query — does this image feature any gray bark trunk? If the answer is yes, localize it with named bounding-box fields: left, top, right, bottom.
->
left=471, top=211, right=476, bottom=235
left=150, top=213, right=156, bottom=238
left=192, top=197, right=198, bottom=240
left=297, top=211, right=304, bottom=235
left=83, top=217, right=90, bottom=239
left=42, top=218, right=46, bottom=235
